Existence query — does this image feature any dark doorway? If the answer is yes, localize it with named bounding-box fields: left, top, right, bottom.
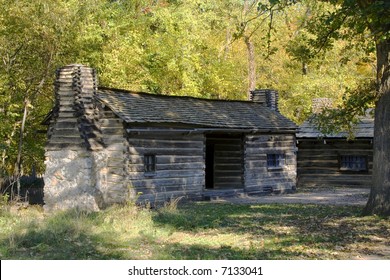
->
left=205, top=134, right=244, bottom=190
left=205, top=142, right=215, bottom=189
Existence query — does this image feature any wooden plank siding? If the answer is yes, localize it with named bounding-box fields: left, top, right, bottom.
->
left=297, top=139, right=373, bottom=187
left=126, top=131, right=205, bottom=202
left=244, top=134, right=297, bottom=193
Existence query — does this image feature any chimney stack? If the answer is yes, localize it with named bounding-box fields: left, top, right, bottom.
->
left=250, top=89, right=279, bottom=112
left=51, top=64, right=103, bottom=150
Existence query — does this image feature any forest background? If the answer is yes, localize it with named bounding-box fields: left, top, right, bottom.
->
left=0, top=0, right=376, bottom=177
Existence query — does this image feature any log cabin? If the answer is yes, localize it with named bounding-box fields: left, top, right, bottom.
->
left=296, top=99, right=374, bottom=188
left=43, top=64, right=297, bottom=211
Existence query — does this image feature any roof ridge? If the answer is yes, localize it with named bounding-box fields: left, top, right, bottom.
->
left=98, top=86, right=256, bottom=104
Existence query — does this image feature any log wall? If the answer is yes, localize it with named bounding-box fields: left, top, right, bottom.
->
left=96, top=107, right=127, bottom=205
left=126, top=131, right=205, bottom=203
left=297, top=139, right=373, bottom=187
left=244, top=133, right=297, bottom=193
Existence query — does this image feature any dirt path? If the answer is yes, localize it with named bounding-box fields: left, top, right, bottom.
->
left=213, top=188, right=370, bottom=206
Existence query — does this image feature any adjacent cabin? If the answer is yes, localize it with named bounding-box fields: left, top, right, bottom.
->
left=296, top=99, right=374, bottom=188
left=43, top=64, right=297, bottom=211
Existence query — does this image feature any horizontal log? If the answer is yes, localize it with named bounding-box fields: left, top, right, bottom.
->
left=128, top=133, right=204, bottom=141
left=57, top=112, right=76, bottom=118
left=52, top=122, right=78, bottom=129
left=51, top=128, right=80, bottom=136
left=207, top=137, right=242, bottom=142
left=127, top=155, right=203, bottom=165
left=128, top=169, right=204, bottom=180
left=130, top=176, right=204, bottom=188
left=298, top=143, right=372, bottom=150
left=127, top=162, right=204, bottom=172
left=246, top=134, right=295, bottom=142
left=128, top=139, right=204, bottom=149
left=214, top=183, right=243, bottom=189
left=245, top=177, right=296, bottom=186
left=214, top=177, right=242, bottom=184
left=49, top=136, right=84, bottom=144
left=99, top=118, right=123, bottom=128
left=103, top=135, right=125, bottom=144
left=135, top=184, right=202, bottom=194
left=56, top=118, right=78, bottom=123
left=297, top=154, right=339, bottom=161
left=246, top=141, right=296, bottom=149
left=298, top=169, right=344, bottom=175
left=127, top=147, right=203, bottom=156
left=214, top=163, right=243, bottom=170
left=245, top=147, right=294, bottom=155
left=101, top=128, right=124, bottom=134
left=298, top=160, right=340, bottom=168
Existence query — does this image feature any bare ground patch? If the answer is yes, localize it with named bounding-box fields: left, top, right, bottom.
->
left=213, top=187, right=370, bottom=206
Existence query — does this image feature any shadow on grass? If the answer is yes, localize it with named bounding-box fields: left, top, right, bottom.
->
left=152, top=202, right=390, bottom=259
left=155, top=241, right=312, bottom=260
left=153, top=203, right=362, bottom=234
left=2, top=203, right=389, bottom=259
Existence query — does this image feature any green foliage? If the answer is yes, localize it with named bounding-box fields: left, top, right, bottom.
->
left=0, top=0, right=378, bottom=175
left=284, top=0, right=388, bottom=130
left=312, top=80, right=377, bottom=138
left=0, top=0, right=111, bottom=176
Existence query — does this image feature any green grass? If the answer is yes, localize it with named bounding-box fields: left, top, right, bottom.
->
left=0, top=201, right=389, bottom=260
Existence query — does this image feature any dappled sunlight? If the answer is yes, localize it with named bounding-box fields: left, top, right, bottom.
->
left=1, top=202, right=389, bottom=259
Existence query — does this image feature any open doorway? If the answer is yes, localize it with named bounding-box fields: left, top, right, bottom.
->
left=205, top=134, right=244, bottom=190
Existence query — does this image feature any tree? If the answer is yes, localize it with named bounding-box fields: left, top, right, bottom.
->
left=228, top=0, right=294, bottom=98
left=0, top=0, right=110, bottom=180
left=359, top=1, right=390, bottom=216
left=283, top=0, right=390, bottom=215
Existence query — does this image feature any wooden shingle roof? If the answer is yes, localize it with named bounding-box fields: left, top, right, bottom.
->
left=297, top=114, right=374, bottom=139
left=96, top=88, right=296, bottom=131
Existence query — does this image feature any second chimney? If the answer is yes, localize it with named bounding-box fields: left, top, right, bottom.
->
left=250, top=89, right=279, bottom=112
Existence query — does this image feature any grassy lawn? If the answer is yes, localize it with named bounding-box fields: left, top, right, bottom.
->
left=0, top=200, right=389, bottom=260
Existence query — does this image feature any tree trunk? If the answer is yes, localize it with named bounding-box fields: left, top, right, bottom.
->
left=244, top=35, right=256, bottom=100
left=363, top=38, right=390, bottom=216
left=302, top=61, right=308, bottom=75
left=14, top=98, right=29, bottom=197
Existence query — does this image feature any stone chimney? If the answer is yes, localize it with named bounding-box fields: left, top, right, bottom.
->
left=312, top=98, right=333, bottom=114
left=250, top=89, right=279, bottom=112
left=44, top=64, right=104, bottom=212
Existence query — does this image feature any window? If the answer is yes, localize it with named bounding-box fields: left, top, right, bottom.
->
left=267, top=154, right=285, bottom=169
left=144, top=154, right=156, bottom=173
left=340, top=155, right=367, bottom=171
